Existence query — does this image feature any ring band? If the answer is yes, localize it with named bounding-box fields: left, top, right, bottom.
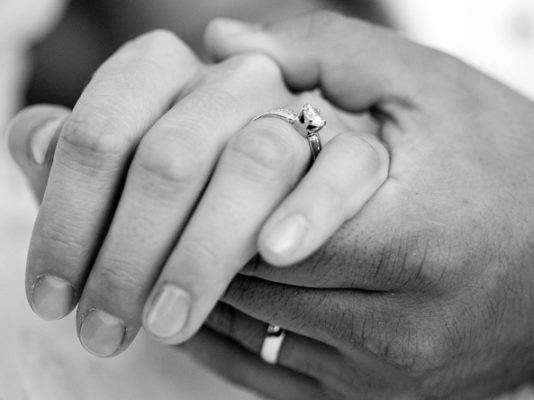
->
left=254, top=104, right=326, bottom=162
left=260, top=324, right=286, bottom=364
left=306, top=132, right=322, bottom=162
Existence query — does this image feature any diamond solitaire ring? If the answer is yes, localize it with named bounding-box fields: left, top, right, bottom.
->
left=254, top=104, right=326, bottom=162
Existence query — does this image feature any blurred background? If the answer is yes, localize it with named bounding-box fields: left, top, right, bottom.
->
left=1, top=0, right=534, bottom=398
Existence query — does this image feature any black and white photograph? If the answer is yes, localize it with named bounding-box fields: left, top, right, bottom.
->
left=1, top=1, right=534, bottom=399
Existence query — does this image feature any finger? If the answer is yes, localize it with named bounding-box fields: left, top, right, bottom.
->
left=205, top=12, right=448, bottom=112
left=222, top=275, right=420, bottom=372
left=241, top=204, right=424, bottom=291
left=259, top=130, right=389, bottom=266
left=205, top=303, right=357, bottom=393
left=141, top=99, right=344, bottom=345
left=26, top=30, right=201, bottom=321
left=76, top=54, right=291, bottom=356
left=181, top=327, right=326, bottom=400
left=204, top=303, right=415, bottom=398
left=6, top=105, right=68, bottom=203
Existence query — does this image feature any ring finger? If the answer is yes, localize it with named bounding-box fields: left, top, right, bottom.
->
left=203, top=303, right=413, bottom=399
left=181, top=326, right=326, bottom=400
left=140, top=98, right=345, bottom=345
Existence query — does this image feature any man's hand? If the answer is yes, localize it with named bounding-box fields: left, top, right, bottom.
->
left=177, top=12, right=534, bottom=399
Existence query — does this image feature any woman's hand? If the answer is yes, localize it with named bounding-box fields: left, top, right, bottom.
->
left=162, top=11, right=534, bottom=399
left=7, top=30, right=387, bottom=358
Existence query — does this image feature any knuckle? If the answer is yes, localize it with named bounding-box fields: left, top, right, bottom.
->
left=405, top=319, right=454, bottom=375
left=369, top=313, right=453, bottom=375
left=134, top=133, right=206, bottom=194
left=40, top=229, right=86, bottom=256
left=413, top=336, right=452, bottom=375
left=125, top=29, right=188, bottom=59
left=96, top=262, right=146, bottom=295
left=61, top=118, right=130, bottom=160
left=225, top=127, right=297, bottom=179
left=352, top=309, right=416, bottom=373
left=138, top=29, right=181, bottom=47
left=116, top=29, right=197, bottom=80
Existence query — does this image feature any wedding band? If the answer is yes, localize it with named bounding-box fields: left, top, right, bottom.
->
left=254, top=104, right=326, bottom=162
left=260, top=324, right=286, bottom=364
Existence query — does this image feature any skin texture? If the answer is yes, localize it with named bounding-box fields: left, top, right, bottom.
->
left=7, top=10, right=534, bottom=400
left=201, top=12, right=534, bottom=399
left=7, top=26, right=386, bottom=359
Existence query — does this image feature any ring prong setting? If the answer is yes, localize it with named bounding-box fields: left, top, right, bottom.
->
left=298, top=103, right=326, bottom=135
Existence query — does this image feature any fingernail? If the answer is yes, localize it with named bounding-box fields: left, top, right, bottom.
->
left=30, top=119, right=62, bottom=165
left=80, top=309, right=125, bottom=357
left=31, top=275, right=74, bottom=320
left=263, top=214, right=309, bottom=257
left=145, top=284, right=190, bottom=339
left=214, top=18, right=261, bottom=36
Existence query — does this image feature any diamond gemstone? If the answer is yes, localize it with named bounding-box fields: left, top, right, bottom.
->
left=299, top=104, right=326, bottom=134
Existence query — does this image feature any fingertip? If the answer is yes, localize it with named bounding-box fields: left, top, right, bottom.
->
left=142, top=283, right=193, bottom=345
left=5, top=105, right=69, bottom=202
left=207, top=18, right=262, bottom=38
left=29, top=274, right=75, bottom=321
left=259, top=214, right=311, bottom=267
left=6, top=105, right=69, bottom=168
left=79, top=308, right=127, bottom=358
left=204, top=18, right=265, bottom=61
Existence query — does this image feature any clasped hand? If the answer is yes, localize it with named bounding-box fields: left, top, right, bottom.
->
left=8, top=11, right=534, bottom=400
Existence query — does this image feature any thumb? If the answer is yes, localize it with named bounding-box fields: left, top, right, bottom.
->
left=205, top=11, right=445, bottom=113
left=6, top=105, right=69, bottom=203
